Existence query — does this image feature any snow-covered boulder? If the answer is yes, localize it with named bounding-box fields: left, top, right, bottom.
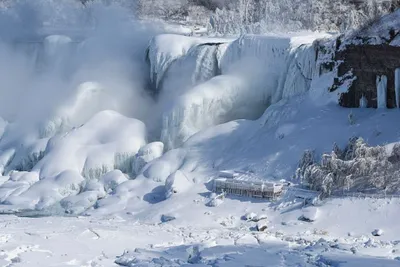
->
left=133, top=142, right=164, bottom=175
left=299, top=206, right=319, bottom=222
left=164, top=170, right=192, bottom=199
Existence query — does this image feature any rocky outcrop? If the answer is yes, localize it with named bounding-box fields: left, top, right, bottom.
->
left=336, top=44, right=400, bottom=108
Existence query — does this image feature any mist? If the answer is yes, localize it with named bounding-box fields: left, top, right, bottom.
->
left=0, top=0, right=157, bottom=146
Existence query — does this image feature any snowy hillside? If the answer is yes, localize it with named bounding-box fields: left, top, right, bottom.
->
left=0, top=1, right=399, bottom=266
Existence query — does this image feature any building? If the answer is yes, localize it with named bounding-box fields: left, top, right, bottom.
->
left=213, top=176, right=283, bottom=200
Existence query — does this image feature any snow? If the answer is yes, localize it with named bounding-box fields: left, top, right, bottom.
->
left=0, top=2, right=398, bottom=266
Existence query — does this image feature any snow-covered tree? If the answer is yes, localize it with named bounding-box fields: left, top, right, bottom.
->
left=297, top=137, right=400, bottom=197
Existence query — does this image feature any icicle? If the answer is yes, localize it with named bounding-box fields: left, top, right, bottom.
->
left=376, top=75, right=387, bottom=109
left=395, top=69, right=400, bottom=108
left=359, top=95, right=367, bottom=108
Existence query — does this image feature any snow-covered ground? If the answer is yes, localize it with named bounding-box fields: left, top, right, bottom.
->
left=1, top=196, right=400, bottom=266
left=0, top=1, right=399, bottom=266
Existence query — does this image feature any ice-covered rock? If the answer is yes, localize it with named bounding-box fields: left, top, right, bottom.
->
left=133, top=142, right=164, bottom=175
left=165, top=170, right=192, bottom=198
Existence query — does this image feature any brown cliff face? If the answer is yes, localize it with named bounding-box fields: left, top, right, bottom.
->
left=336, top=44, right=400, bottom=108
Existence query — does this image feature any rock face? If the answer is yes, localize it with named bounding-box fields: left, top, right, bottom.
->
left=336, top=44, right=400, bottom=108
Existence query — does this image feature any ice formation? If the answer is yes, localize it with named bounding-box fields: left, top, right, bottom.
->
left=34, top=110, right=146, bottom=179
left=157, top=34, right=321, bottom=149
left=396, top=68, right=400, bottom=108
left=377, top=75, right=388, bottom=108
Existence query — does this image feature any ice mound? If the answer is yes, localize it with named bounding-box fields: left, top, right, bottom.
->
left=3, top=170, right=84, bottom=211
left=35, top=110, right=146, bottom=179
left=0, top=111, right=146, bottom=213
